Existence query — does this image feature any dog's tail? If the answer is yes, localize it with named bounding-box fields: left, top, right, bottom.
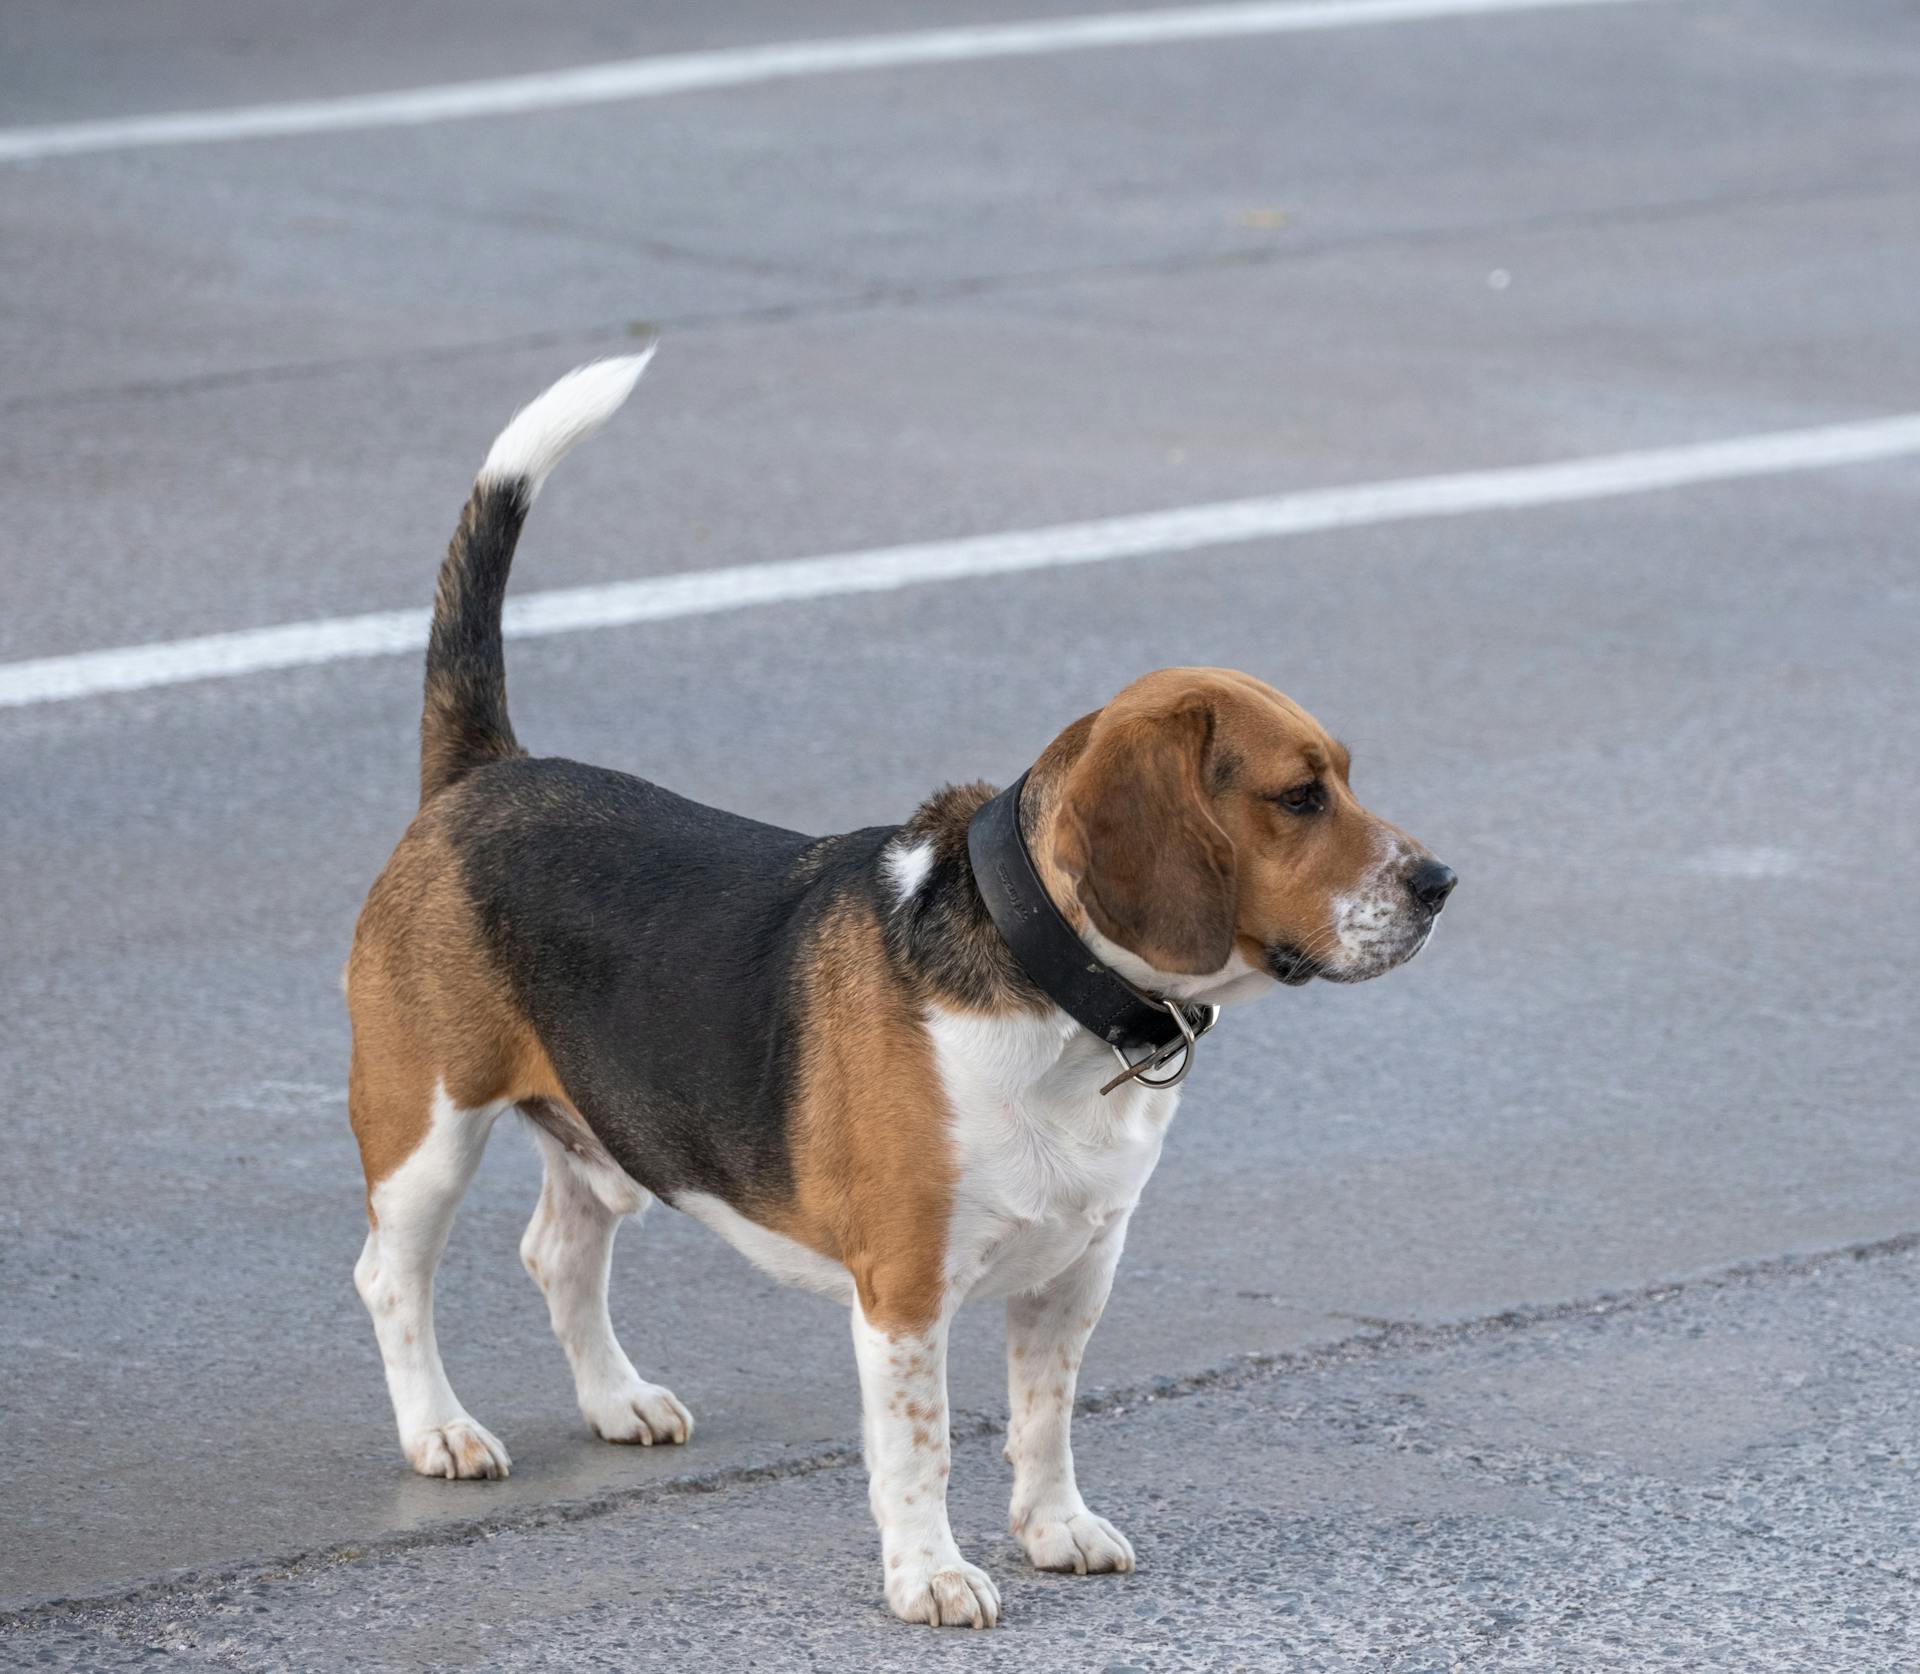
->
left=419, top=349, right=654, bottom=805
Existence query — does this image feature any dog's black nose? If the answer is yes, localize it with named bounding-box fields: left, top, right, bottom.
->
left=1409, top=859, right=1457, bottom=914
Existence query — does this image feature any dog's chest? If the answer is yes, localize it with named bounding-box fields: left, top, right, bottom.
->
left=927, top=1007, right=1177, bottom=1302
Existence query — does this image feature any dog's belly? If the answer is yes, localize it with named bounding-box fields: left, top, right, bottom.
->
left=667, top=1011, right=1176, bottom=1311
left=673, top=1190, right=857, bottom=1304
left=672, top=1127, right=1163, bottom=1312
left=678, top=1184, right=1148, bottom=1310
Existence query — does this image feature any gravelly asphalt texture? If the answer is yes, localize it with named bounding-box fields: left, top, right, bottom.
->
left=3, top=0, right=1919, bottom=1666
left=11, top=1243, right=1920, bottom=1670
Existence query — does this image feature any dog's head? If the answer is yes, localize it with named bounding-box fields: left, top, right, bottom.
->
left=1043, top=667, right=1453, bottom=996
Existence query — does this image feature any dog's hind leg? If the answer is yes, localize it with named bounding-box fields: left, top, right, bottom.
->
left=352, top=1078, right=512, bottom=1479
left=520, top=1118, right=693, bottom=1447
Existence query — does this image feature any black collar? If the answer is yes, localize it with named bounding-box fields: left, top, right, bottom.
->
left=967, top=774, right=1216, bottom=1075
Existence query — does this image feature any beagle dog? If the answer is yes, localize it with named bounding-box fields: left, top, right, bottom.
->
left=346, top=352, right=1455, bottom=1629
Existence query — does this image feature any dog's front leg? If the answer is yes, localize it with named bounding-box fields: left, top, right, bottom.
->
left=851, top=1297, right=1000, bottom=1628
left=1005, top=1216, right=1136, bottom=1575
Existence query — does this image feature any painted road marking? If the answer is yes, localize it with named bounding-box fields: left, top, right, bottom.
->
left=0, top=0, right=1669, bottom=163
left=4, top=409, right=1917, bottom=711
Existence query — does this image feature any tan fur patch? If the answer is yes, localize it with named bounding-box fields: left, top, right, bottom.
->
left=346, top=814, right=570, bottom=1215
left=767, top=894, right=957, bottom=1335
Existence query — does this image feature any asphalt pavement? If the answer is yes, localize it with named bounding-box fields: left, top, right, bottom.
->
left=3, top=0, right=1918, bottom=1666
left=17, top=1239, right=1920, bottom=1671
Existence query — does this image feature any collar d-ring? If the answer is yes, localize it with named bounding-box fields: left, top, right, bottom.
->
left=1099, top=999, right=1219, bottom=1096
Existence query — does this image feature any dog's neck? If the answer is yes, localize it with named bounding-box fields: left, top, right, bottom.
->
left=882, top=745, right=1264, bottom=1039
left=881, top=780, right=1054, bottom=1019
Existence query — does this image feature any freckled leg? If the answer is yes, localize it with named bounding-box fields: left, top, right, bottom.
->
left=1005, top=1217, right=1136, bottom=1575
left=520, top=1127, right=692, bottom=1448
left=851, top=1301, right=1001, bottom=1628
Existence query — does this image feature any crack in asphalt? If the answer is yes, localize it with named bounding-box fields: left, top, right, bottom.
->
left=4, top=1226, right=1914, bottom=1634
left=298, top=174, right=869, bottom=288
left=4, top=169, right=1912, bottom=418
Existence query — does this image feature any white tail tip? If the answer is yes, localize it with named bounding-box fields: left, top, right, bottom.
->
left=479, top=347, right=654, bottom=499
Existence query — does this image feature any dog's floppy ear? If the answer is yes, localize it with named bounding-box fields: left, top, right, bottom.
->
left=1054, top=700, right=1237, bottom=975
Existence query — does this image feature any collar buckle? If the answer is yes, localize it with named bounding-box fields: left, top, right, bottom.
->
left=1099, top=1000, right=1219, bottom=1096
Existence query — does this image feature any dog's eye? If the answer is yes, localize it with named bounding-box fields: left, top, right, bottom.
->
left=1269, top=781, right=1326, bottom=816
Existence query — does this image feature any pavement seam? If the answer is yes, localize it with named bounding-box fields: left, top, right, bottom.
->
left=1308, top=1317, right=1920, bottom=1596
left=299, top=175, right=870, bottom=290
left=4, top=1226, right=1915, bottom=1632
left=5, top=168, right=1912, bottom=418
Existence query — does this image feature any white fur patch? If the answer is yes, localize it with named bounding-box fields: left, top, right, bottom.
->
left=852, top=1304, right=1000, bottom=1628
left=480, top=350, right=654, bottom=500
left=881, top=838, right=935, bottom=905
left=925, top=1004, right=1172, bottom=1302
left=1083, top=926, right=1277, bottom=1007
left=674, top=1190, right=855, bottom=1302
left=1005, top=1217, right=1136, bottom=1575
left=355, top=1083, right=513, bottom=1479
left=1325, top=831, right=1430, bottom=977
left=521, top=1128, right=691, bottom=1447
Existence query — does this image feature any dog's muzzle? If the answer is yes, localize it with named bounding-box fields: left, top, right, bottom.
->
left=1271, top=856, right=1458, bottom=986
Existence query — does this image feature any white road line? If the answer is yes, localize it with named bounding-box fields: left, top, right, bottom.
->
left=0, top=0, right=1666, bottom=163
left=6, top=410, right=1919, bottom=713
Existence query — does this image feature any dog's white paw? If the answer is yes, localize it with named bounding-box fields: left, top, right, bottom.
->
left=405, top=1418, right=511, bottom=1480
left=886, top=1554, right=1002, bottom=1628
left=583, top=1378, right=694, bottom=1447
left=1017, top=1508, right=1135, bottom=1575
